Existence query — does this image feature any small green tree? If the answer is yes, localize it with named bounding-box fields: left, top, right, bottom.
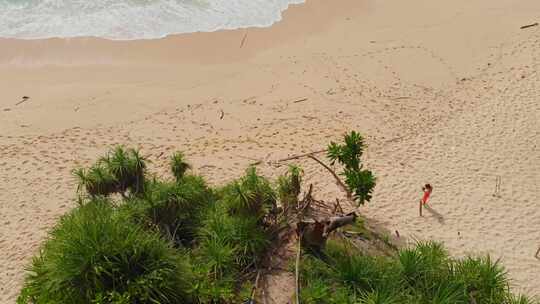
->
left=170, top=152, right=191, bottom=182
left=327, top=131, right=376, bottom=205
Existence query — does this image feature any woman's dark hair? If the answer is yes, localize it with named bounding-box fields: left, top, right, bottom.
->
left=425, top=183, right=432, bottom=189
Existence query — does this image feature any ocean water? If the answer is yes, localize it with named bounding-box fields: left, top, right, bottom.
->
left=0, top=0, right=305, bottom=40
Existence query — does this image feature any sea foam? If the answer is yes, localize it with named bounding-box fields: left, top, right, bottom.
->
left=0, top=0, right=305, bottom=40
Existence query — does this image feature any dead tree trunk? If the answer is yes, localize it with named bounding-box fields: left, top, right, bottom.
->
left=297, top=212, right=357, bottom=251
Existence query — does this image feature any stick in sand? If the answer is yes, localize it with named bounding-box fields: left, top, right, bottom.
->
left=292, top=98, right=308, bottom=103
left=520, top=22, right=538, bottom=29
left=535, top=247, right=540, bottom=259
left=15, top=96, right=30, bottom=106
left=295, top=233, right=302, bottom=304
left=240, top=32, right=248, bottom=48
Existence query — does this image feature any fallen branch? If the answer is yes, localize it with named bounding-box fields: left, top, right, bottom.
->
left=307, top=155, right=352, bottom=199
left=240, top=32, right=248, bottom=48
left=277, top=149, right=327, bottom=162
left=520, top=22, right=538, bottom=29
left=297, top=212, right=357, bottom=251
left=324, top=212, right=357, bottom=237
left=292, top=98, right=308, bottom=103
left=15, top=96, right=30, bottom=106
left=219, top=109, right=224, bottom=120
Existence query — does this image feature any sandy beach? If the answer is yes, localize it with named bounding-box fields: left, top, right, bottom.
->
left=1, top=0, right=539, bottom=302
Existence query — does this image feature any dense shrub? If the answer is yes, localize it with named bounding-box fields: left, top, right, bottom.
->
left=123, top=175, right=214, bottom=246
left=74, top=146, right=147, bottom=197
left=18, top=200, right=194, bottom=304
left=299, top=239, right=538, bottom=304
left=191, top=168, right=275, bottom=303
left=100, top=146, right=146, bottom=195
left=73, top=165, right=118, bottom=197
left=221, top=167, right=277, bottom=220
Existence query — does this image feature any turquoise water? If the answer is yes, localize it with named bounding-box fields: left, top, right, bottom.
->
left=0, top=0, right=304, bottom=39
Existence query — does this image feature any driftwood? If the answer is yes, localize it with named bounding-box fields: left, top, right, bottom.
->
left=324, top=213, right=357, bottom=237
left=292, top=98, right=308, bottom=104
left=520, top=22, right=538, bottom=29
left=297, top=212, right=357, bottom=251
left=240, top=32, right=248, bottom=48
left=219, top=109, right=224, bottom=120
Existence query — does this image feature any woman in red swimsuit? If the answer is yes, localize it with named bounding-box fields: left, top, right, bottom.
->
left=419, top=183, right=433, bottom=217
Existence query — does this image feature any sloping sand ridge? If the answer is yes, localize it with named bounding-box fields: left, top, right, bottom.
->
left=1, top=0, right=539, bottom=302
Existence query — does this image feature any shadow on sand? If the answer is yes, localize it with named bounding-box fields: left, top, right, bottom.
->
left=424, top=205, right=445, bottom=224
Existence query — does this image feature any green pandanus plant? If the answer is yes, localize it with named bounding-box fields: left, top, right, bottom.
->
left=100, top=146, right=147, bottom=196
left=170, top=152, right=191, bottom=182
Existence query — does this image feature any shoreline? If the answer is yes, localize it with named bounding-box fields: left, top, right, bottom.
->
left=0, top=1, right=306, bottom=41
left=0, top=0, right=338, bottom=66
left=1, top=0, right=539, bottom=302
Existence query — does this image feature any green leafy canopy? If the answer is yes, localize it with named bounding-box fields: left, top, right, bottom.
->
left=327, top=131, right=376, bottom=205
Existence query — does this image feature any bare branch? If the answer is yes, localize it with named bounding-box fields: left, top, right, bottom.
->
left=277, top=149, right=327, bottom=162
left=307, top=155, right=352, bottom=199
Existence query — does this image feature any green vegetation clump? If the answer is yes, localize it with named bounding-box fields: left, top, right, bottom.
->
left=73, top=146, right=147, bottom=197
left=122, top=175, right=214, bottom=246
left=19, top=135, right=537, bottom=303
left=170, top=152, right=191, bottom=182
left=21, top=150, right=280, bottom=303
left=299, top=239, right=537, bottom=304
left=277, top=165, right=303, bottom=211
left=18, top=200, right=194, bottom=304
left=327, top=131, right=376, bottom=205
left=192, top=167, right=277, bottom=302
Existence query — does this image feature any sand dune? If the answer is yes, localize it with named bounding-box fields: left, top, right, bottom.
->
left=1, top=0, right=539, bottom=302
